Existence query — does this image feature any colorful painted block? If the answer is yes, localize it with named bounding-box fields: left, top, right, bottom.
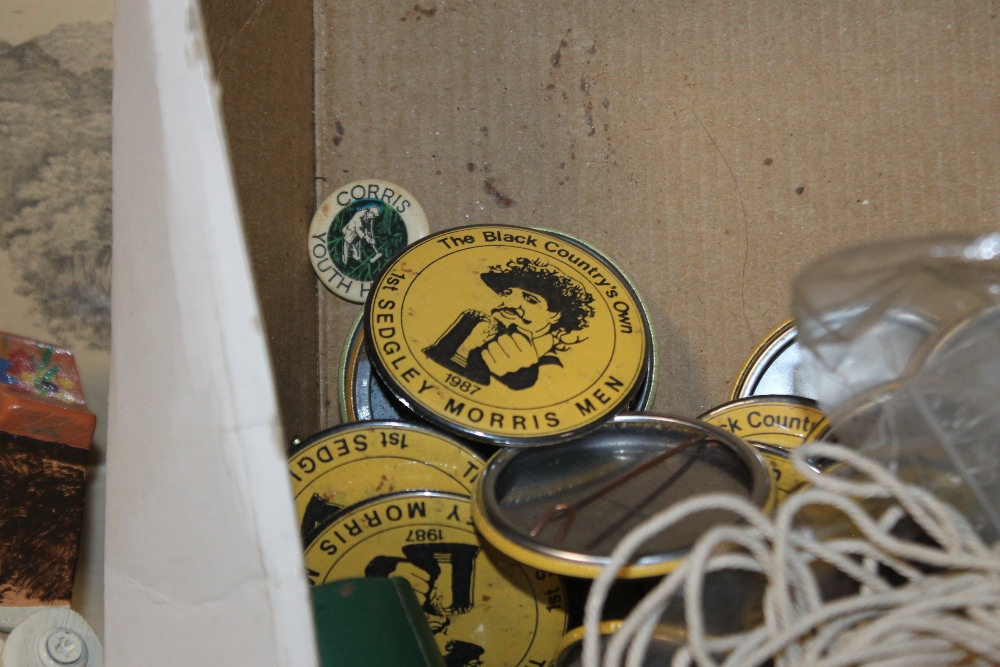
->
left=0, top=333, right=95, bottom=609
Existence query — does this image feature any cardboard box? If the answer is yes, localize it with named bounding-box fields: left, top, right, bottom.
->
left=203, top=0, right=999, bottom=442
left=109, top=1, right=999, bottom=665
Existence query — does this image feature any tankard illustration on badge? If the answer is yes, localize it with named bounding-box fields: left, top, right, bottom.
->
left=365, top=542, right=486, bottom=666
left=423, top=258, right=596, bottom=390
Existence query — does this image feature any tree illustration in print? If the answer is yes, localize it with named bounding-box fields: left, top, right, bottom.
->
left=0, top=22, right=112, bottom=351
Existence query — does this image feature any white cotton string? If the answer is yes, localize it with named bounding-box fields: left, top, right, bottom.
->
left=583, top=442, right=1000, bottom=667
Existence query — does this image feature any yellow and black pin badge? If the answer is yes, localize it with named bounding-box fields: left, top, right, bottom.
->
left=309, top=180, right=429, bottom=303
left=364, top=225, right=650, bottom=446
left=699, top=396, right=830, bottom=505
left=289, top=422, right=485, bottom=545
left=304, top=491, right=569, bottom=667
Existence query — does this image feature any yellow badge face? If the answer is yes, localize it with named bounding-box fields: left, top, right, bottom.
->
left=700, top=397, right=828, bottom=506
left=289, top=423, right=485, bottom=545
left=304, top=492, right=568, bottom=667
left=366, top=226, right=649, bottom=445
left=700, top=397, right=828, bottom=449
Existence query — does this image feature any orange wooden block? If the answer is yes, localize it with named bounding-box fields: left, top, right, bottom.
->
left=0, top=333, right=95, bottom=448
left=0, top=333, right=94, bottom=608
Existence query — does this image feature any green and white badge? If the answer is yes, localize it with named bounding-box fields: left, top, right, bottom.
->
left=309, top=180, right=430, bottom=303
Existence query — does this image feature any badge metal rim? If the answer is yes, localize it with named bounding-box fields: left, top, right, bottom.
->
left=698, top=394, right=831, bottom=442
left=303, top=489, right=571, bottom=665
left=818, top=378, right=907, bottom=450
left=471, top=414, right=772, bottom=579
left=338, top=310, right=365, bottom=423
left=308, top=179, right=430, bottom=304
left=729, top=319, right=797, bottom=400
left=364, top=224, right=653, bottom=447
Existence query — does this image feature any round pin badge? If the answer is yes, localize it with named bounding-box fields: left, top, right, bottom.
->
left=304, top=491, right=569, bottom=667
left=288, top=422, right=485, bottom=545
left=308, top=180, right=429, bottom=303
left=365, top=225, right=651, bottom=446
left=732, top=311, right=937, bottom=404
left=554, top=622, right=684, bottom=667
left=700, top=396, right=829, bottom=506
left=471, top=414, right=771, bottom=579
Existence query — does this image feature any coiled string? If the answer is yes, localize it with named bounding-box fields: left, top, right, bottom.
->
left=583, top=442, right=1000, bottom=667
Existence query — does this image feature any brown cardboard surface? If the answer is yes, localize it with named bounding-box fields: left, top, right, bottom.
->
left=201, top=0, right=319, bottom=442
left=315, top=1, right=1000, bottom=425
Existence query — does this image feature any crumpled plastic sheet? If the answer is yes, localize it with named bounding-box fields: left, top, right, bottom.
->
left=793, top=233, right=1000, bottom=541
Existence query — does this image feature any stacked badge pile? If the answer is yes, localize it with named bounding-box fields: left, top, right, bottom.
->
left=304, top=192, right=829, bottom=665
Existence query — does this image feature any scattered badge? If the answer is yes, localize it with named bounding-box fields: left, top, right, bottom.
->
left=365, top=225, right=650, bottom=446
left=699, top=396, right=829, bottom=505
left=288, top=422, right=485, bottom=545
left=471, top=415, right=771, bottom=578
left=309, top=179, right=429, bottom=303
left=304, top=491, right=568, bottom=667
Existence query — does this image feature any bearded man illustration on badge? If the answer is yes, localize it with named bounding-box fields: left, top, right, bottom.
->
left=423, top=257, right=596, bottom=390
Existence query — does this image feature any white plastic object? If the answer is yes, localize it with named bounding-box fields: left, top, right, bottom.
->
left=0, top=608, right=102, bottom=667
left=108, top=0, right=317, bottom=664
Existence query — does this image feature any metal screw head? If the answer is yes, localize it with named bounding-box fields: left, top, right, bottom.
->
left=44, top=630, right=85, bottom=665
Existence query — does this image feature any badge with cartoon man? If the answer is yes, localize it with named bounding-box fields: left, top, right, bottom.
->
left=424, top=257, right=596, bottom=390
left=366, top=226, right=650, bottom=445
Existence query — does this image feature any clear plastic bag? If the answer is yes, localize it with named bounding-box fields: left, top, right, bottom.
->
left=793, top=233, right=1000, bottom=540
